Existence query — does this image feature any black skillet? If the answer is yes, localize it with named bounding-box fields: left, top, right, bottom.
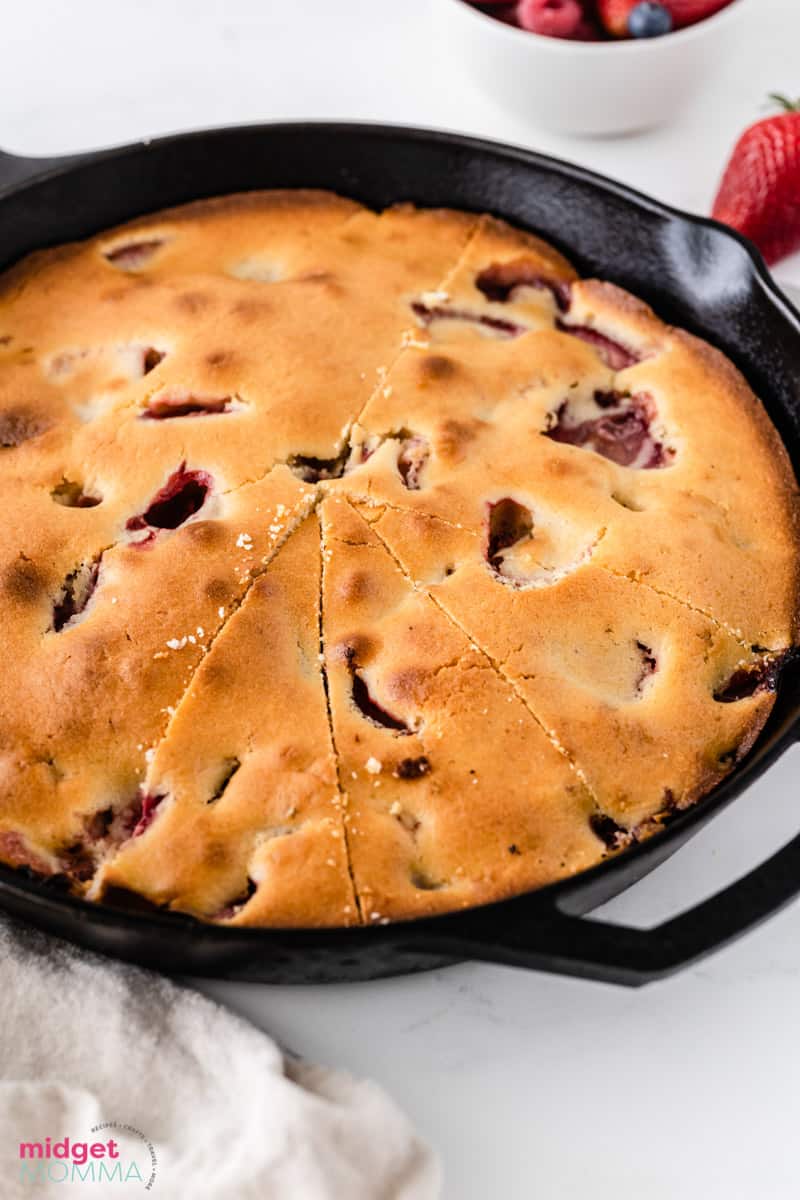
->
left=1, top=122, right=799, bottom=986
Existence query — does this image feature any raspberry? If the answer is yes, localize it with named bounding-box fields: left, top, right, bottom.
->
left=517, top=0, right=584, bottom=37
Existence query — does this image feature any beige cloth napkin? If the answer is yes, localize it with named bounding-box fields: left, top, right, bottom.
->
left=0, top=917, right=441, bottom=1199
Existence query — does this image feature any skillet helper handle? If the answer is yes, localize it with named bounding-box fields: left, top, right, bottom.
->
left=440, top=815, right=800, bottom=986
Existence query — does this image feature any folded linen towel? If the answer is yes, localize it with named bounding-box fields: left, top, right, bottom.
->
left=0, top=917, right=440, bottom=1200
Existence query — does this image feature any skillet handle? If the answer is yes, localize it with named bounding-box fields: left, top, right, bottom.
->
left=430, top=785, right=800, bottom=985
left=0, top=147, right=95, bottom=190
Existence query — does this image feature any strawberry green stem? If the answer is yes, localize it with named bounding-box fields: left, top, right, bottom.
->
left=768, top=93, right=800, bottom=113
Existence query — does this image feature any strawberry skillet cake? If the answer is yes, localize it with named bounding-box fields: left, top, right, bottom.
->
left=0, top=191, right=797, bottom=928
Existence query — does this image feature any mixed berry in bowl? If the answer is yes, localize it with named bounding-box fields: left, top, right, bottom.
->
left=467, top=0, right=735, bottom=40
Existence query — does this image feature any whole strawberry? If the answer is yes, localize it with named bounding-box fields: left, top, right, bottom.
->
left=596, top=0, right=638, bottom=35
left=712, top=95, right=800, bottom=266
left=665, top=0, right=732, bottom=28
left=597, top=0, right=673, bottom=36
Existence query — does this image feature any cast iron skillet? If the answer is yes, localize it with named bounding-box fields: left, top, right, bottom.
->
left=1, top=122, right=799, bottom=987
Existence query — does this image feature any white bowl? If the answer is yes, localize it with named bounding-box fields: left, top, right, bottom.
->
left=434, top=0, right=751, bottom=136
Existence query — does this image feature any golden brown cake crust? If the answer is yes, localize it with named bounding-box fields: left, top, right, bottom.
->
left=0, top=190, right=796, bottom=926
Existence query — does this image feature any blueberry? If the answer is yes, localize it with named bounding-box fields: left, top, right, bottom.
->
left=627, top=2, right=673, bottom=37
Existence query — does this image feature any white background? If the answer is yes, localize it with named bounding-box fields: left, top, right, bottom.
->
left=4, top=3, right=800, bottom=1197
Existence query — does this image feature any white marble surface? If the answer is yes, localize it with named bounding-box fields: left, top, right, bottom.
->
left=4, top=3, right=800, bottom=1196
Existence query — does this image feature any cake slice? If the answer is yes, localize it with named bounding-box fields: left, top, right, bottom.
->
left=358, top=501, right=779, bottom=835
left=407, top=213, right=576, bottom=343
left=0, top=467, right=315, bottom=883
left=92, top=513, right=356, bottom=924
left=340, top=311, right=798, bottom=650
left=0, top=195, right=482, bottom=486
left=319, top=496, right=605, bottom=922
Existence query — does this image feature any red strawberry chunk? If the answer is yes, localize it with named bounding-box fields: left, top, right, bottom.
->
left=52, top=555, right=103, bottom=632
left=412, top=300, right=525, bottom=338
left=142, top=348, right=166, bottom=374
left=131, top=792, right=164, bottom=838
left=556, top=320, right=639, bottom=370
left=213, top=878, right=257, bottom=921
left=486, top=498, right=534, bottom=573
left=397, top=435, right=429, bottom=490
left=714, top=654, right=785, bottom=703
left=105, top=238, right=164, bottom=271
left=544, top=391, right=674, bottom=469
left=590, top=812, right=633, bottom=850
left=635, top=641, right=658, bottom=692
left=143, top=394, right=233, bottom=420
left=126, top=464, right=213, bottom=533
left=475, top=260, right=570, bottom=309
left=351, top=670, right=412, bottom=733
